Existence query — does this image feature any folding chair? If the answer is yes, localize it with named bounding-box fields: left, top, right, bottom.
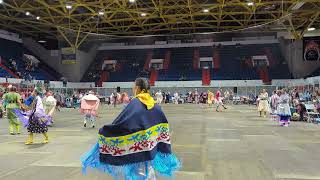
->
left=304, top=104, right=320, bottom=123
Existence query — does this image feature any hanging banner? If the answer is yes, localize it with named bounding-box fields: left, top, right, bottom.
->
left=303, top=37, right=320, bottom=61
left=61, top=47, right=76, bottom=64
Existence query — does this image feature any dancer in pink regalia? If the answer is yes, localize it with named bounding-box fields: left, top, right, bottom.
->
left=80, top=91, right=100, bottom=128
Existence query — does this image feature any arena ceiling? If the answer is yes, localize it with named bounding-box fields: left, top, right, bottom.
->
left=0, top=0, right=319, bottom=48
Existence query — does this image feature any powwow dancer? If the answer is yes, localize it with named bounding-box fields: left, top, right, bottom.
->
left=120, top=92, right=130, bottom=108
left=80, top=91, right=100, bottom=128
left=42, top=91, right=57, bottom=123
left=215, top=89, right=227, bottom=112
left=270, top=90, right=280, bottom=121
left=155, top=90, right=163, bottom=104
left=14, top=86, right=52, bottom=145
left=207, top=90, right=214, bottom=107
left=277, top=88, right=291, bottom=127
left=3, top=85, right=21, bottom=135
left=258, top=89, right=269, bottom=117
left=81, top=77, right=180, bottom=179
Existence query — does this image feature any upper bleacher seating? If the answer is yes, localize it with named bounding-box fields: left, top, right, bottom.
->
left=83, top=43, right=292, bottom=82
left=0, top=38, right=60, bottom=80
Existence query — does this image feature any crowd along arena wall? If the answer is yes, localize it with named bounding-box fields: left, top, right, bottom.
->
left=1, top=77, right=319, bottom=89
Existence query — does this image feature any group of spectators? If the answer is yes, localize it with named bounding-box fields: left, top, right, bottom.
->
left=150, top=89, right=233, bottom=105
left=5, top=58, right=36, bottom=82
left=289, top=88, right=320, bottom=121
left=256, top=87, right=320, bottom=123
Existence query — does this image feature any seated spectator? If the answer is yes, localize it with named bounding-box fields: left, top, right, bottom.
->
left=296, top=102, right=307, bottom=121
left=16, top=71, right=21, bottom=78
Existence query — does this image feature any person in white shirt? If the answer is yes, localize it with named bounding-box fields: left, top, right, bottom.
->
left=155, top=90, right=163, bottom=104
left=174, top=92, right=179, bottom=104
left=42, top=91, right=57, bottom=123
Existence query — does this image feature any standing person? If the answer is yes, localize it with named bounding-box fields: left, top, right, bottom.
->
left=155, top=90, right=163, bottom=104
left=291, top=88, right=299, bottom=104
left=112, top=91, right=118, bottom=108
left=72, top=93, right=80, bottom=109
left=14, top=86, right=52, bottom=144
left=224, top=90, right=230, bottom=104
left=165, top=92, right=171, bottom=104
left=54, top=91, right=62, bottom=111
left=3, top=85, right=21, bottom=135
left=258, top=89, right=269, bottom=117
left=270, top=90, right=280, bottom=114
left=277, top=88, right=291, bottom=127
left=207, top=90, right=214, bottom=107
left=215, top=89, right=227, bottom=112
left=194, top=89, right=199, bottom=104
left=42, top=91, right=57, bottom=124
left=80, top=91, right=100, bottom=128
left=120, top=92, right=130, bottom=108
left=81, top=77, right=180, bottom=179
left=173, top=91, right=179, bottom=104
left=162, top=91, right=166, bottom=104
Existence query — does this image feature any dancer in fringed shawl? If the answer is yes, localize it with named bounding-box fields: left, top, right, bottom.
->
left=3, top=85, right=21, bottom=135
left=270, top=90, right=280, bottom=121
left=81, top=77, right=180, bottom=180
left=215, top=89, right=227, bottom=112
left=14, top=85, right=52, bottom=144
left=270, top=90, right=280, bottom=114
left=80, top=91, right=100, bottom=128
left=258, top=89, right=269, bottom=117
left=42, top=91, right=57, bottom=124
left=207, top=90, right=214, bottom=107
left=277, top=88, right=291, bottom=127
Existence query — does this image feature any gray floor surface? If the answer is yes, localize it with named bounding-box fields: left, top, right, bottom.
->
left=1, top=104, right=320, bottom=180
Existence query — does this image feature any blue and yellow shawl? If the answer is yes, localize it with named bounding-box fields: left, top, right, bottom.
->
left=81, top=93, right=180, bottom=179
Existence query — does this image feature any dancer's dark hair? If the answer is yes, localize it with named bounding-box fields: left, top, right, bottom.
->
left=135, top=77, right=150, bottom=92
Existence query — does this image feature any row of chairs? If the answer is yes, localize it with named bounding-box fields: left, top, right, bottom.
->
left=304, top=103, right=320, bottom=123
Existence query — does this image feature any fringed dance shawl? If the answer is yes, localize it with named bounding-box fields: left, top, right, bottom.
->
left=79, top=94, right=100, bottom=116
left=81, top=97, right=180, bottom=179
left=14, top=96, right=52, bottom=127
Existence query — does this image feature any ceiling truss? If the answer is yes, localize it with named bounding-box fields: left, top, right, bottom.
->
left=0, top=0, right=319, bottom=48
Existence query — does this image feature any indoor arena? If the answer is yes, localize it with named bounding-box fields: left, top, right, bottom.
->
left=0, top=1, right=320, bottom=180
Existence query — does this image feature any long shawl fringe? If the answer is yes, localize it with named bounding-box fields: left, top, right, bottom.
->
left=81, top=143, right=181, bottom=180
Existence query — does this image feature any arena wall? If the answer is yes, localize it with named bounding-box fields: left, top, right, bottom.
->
left=2, top=77, right=317, bottom=89
left=2, top=77, right=319, bottom=96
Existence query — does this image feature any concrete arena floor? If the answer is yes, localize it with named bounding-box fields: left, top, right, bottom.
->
left=1, top=104, right=320, bottom=180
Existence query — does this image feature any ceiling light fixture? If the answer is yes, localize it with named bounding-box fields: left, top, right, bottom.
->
left=203, top=9, right=209, bottom=13
left=66, top=4, right=72, bottom=9
left=247, top=2, right=254, bottom=6
left=36, top=16, right=40, bottom=20
left=25, top=11, right=30, bottom=16
left=141, top=13, right=146, bottom=17
left=0, top=0, right=4, bottom=4
left=38, top=40, right=46, bottom=43
left=98, top=11, right=104, bottom=15
left=308, top=27, right=316, bottom=31
left=129, top=0, right=135, bottom=3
